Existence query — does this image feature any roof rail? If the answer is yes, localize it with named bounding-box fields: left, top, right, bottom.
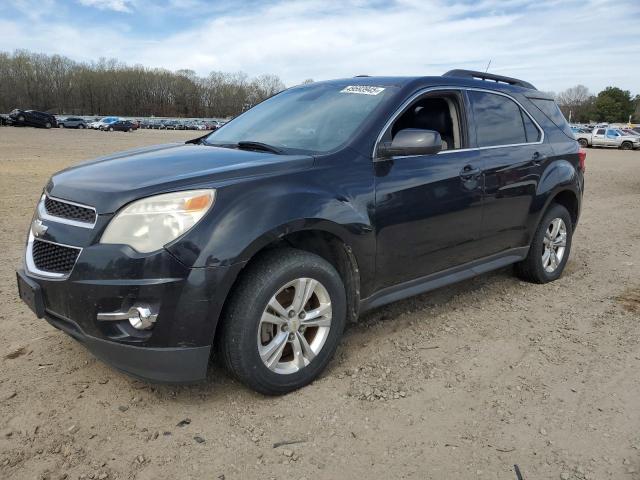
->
left=443, top=69, right=536, bottom=90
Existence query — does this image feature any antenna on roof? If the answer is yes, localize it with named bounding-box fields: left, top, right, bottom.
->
left=485, top=59, right=492, bottom=73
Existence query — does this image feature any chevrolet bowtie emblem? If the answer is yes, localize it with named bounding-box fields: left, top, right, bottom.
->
left=32, top=218, right=48, bottom=237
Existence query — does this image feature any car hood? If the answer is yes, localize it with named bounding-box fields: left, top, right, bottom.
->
left=47, top=143, right=314, bottom=214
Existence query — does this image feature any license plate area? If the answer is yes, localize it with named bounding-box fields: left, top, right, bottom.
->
left=16, top=270, right=45, bottom=318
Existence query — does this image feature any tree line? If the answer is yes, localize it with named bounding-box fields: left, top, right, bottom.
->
left=2, top=49, right=638, bottom=123
left=0, top=50, right=288, bottom=118
left=554, top=85, right=640, bottom=124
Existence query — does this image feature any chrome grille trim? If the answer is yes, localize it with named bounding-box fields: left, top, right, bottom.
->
left=25, top=231, right=82, bottom=280
left=38, top=194, right=97, bottom=229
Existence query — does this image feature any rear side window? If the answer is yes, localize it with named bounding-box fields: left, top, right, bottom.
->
left=522, top=112, right=541, bottom=143
left=529, top=97, right=573, bottom=138
left=468, top=91, right=536, bottom=147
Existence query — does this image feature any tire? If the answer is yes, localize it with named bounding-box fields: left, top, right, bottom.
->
left=109, top=127, right=114, bottom=132
left=17, top=115, right=25, bottom=122
left=620, top=141, right=632, bottom=150
left=45, top=122, right=52, bottom=129
left=577, top=138, right=588, bottom=148
left=79, top=124, right=85, bottom=129
left=58, top=124, right=64, bottom=128
left=515, top=203, right=573, bottom=284
left=219, top=248, right=347, bottom=395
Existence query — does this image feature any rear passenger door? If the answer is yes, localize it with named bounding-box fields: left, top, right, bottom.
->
left=466, top=89, right=550, bottom=257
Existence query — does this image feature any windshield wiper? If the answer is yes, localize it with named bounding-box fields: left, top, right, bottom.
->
left=236, top=141, right=283, bottom=154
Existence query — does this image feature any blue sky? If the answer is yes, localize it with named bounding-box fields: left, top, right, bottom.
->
left=1, top=0, right=639, bottom=94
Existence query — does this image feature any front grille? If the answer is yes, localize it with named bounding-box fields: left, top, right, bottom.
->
left=32, top=239, right=80, bottom=274
left=45, top=196, right=96, bottom=224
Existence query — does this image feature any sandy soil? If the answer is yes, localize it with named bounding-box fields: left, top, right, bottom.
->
left=0, top=127, right=639, bottom=480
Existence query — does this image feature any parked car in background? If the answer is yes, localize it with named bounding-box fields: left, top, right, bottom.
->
left=620, top=128, right=640, bottom=138
left=16, top=70, right=584, bottom=394
left=91, top=117, right=120, bottom=130
left=9, top=109, right=57, bottom=128
left=574, top=127, right=640, bottom=149
left=57, top=117, right=87, bottom=129
left=102, top=120, right=137, bottom=132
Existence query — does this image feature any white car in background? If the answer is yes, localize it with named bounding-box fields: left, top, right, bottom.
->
left=90, top=117, right=120, bottom=130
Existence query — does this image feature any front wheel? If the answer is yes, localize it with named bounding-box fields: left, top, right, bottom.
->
left=108, top=127, right=114, bottom=132
left=220, top=249, right=346, bottom=395
left=577, top=138, right=588, bottom=148
left=58, top=124, right=64, bottom=128
left=620, top=141, right=633, bottom=150
left=515, top=203, right=573, bottom=283
left=44, top=122, right=52, bottom=129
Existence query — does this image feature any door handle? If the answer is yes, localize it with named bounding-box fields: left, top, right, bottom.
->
left=460, top=165, right=481, bottom=179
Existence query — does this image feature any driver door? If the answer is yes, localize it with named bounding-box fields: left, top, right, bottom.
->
left=373, top=90, right=484, bottom=289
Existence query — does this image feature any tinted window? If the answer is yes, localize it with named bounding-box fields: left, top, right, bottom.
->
left=468, top=91, right=527, bottom=147
left=522, top=111, right=541, bottom=143
left=596, top=129, right=605, bottom=135
left=529, top=97, right=573, bottom=138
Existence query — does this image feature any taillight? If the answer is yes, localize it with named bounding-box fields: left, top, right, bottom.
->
left=578, top=148, right=586, bottom=172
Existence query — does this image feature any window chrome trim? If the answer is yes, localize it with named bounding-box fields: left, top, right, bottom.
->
left=373, top=86, right=544, bottom=160
left=38, top=193, right=97, bottom=229
left=25, top=231, right=82, bottom=280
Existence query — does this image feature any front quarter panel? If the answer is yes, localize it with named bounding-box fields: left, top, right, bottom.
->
left=166, top=151, right=376, bottom=293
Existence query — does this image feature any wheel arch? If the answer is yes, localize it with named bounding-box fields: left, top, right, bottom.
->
left=211, top=225, right=362, bottom=354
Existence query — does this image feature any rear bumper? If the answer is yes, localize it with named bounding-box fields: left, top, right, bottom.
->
left=44, top=309, right=210, bottom=383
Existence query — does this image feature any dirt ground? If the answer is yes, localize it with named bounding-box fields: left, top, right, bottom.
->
left=0, top=127, right=639, bottom=480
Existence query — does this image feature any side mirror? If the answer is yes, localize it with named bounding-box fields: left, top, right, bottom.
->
left=377, top=129, right=443, bottom=159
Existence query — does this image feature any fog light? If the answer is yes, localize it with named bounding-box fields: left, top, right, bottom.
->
left=128, top=306, right=157, bottom=330
left=97, top=305, right=157, bottom=330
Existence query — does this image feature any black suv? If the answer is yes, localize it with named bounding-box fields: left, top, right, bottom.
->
left=102, top=120, right=137, bottom=132
left=16, top=70, right=584, bottom=394
left=9, top=109, right=57, bottom=128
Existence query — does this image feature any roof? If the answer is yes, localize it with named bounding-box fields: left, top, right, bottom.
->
left=317, top=69, right=542, bottom=96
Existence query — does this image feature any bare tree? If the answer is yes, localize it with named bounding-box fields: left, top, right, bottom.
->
left=0, top=50, right=287, bottom=118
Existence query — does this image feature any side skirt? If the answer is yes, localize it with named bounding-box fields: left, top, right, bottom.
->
left=360, top=247, right=529, bottom=312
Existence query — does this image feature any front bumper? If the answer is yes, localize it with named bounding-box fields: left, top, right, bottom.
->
left=44, top=305, right=211, bottom=383
left=16, top=242, right=243, bottom=382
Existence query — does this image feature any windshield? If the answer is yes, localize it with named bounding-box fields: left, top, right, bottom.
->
left=204, top=83, right=397, bottom=154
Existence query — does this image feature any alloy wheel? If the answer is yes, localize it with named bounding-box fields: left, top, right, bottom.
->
left=542, top=217, right=567, bottom=273
left=257, top=277, right=332, bottom=374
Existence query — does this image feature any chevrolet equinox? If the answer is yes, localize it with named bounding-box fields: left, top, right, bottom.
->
left=16, top=70, right=585, bottom=394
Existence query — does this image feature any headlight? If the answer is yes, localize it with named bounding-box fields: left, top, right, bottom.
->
left=100, top=189, right=215, bottom=253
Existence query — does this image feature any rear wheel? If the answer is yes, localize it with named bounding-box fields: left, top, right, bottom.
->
left=44, top=122, right=52, bottom=129
left=577, top=138, right=588, bottom=148
left=220, top=249, right=346, bottom=395
left=515, top=203, right=573, bottom=283
left=620, top=141, right=633, bottom=150
left=108, top=126, right=114, bottom=132
left=17, top=115, right=25, bottom=122
left=58, top=124, right=64, bottom=128
left=78, top=124, right=85, bottom=129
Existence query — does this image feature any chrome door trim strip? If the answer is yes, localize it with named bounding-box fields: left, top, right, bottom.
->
left=373, top=86, right=544, bottom=160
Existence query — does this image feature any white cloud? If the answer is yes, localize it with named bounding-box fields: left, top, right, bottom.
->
left=2, top=0, right=639, bottom=93
left=78, top=0, right=133, bottom=13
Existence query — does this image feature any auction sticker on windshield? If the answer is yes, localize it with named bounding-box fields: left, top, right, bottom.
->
left=340, top=86, right=385, bottom=95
